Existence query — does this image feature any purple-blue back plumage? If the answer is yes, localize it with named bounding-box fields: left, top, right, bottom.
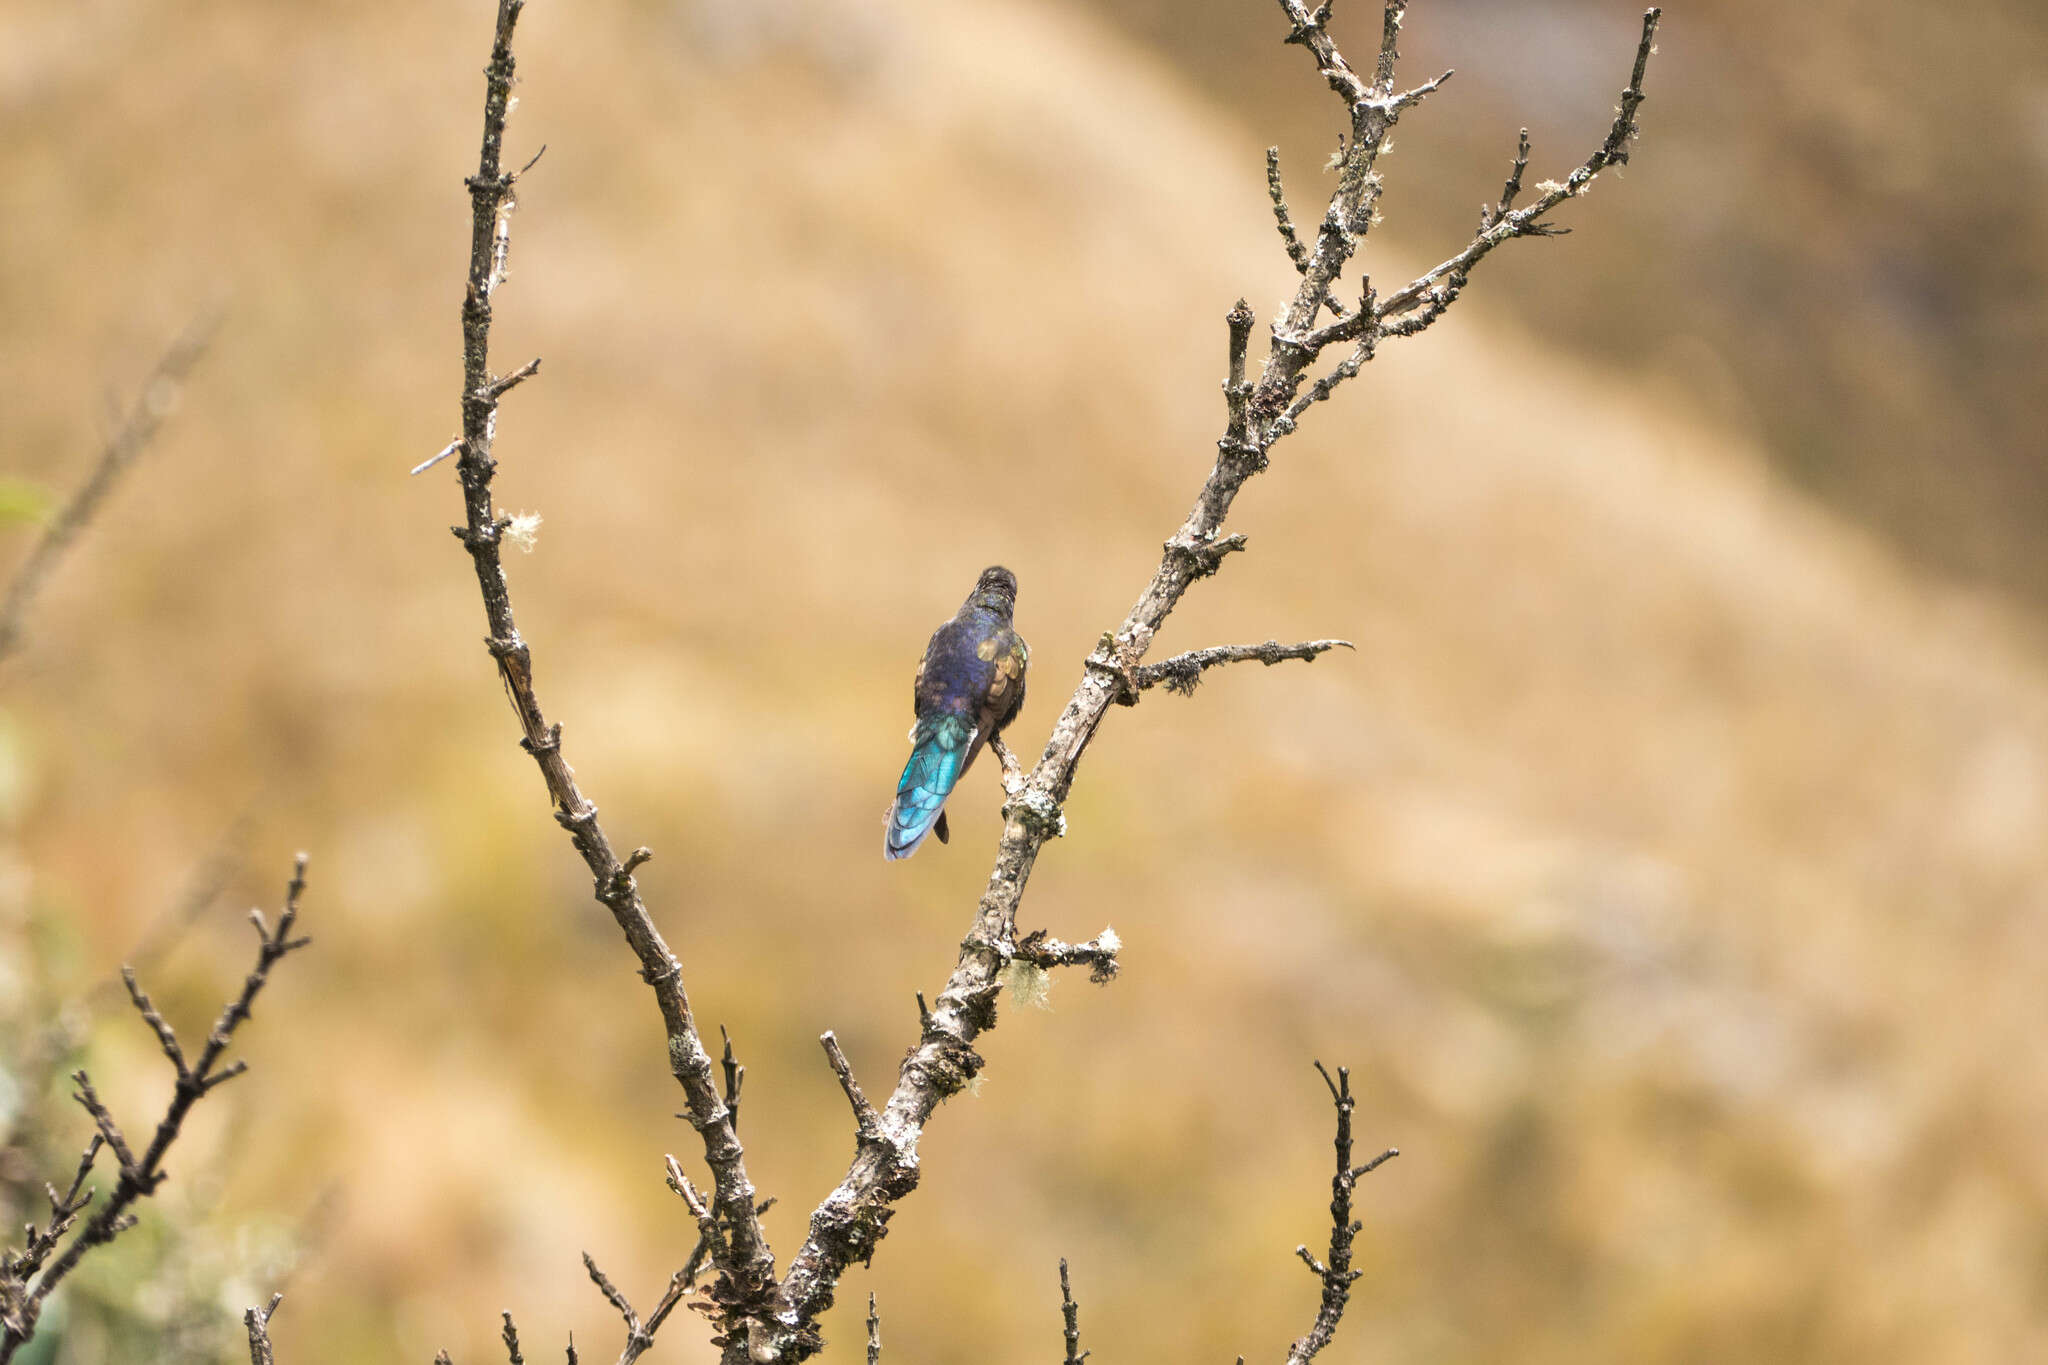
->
left=885, top=567, right=1028, bottom=861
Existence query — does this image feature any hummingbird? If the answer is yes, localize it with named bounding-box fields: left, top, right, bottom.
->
left=885, top=566, right=1028, bottom=860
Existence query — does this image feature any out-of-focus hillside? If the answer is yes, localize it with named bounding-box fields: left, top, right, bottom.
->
left=2, top=1, right=2046, bottom=1363
left=1081, top=0, right=2048, bottom=605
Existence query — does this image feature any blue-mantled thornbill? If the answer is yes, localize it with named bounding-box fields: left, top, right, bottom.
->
left=884, top=566, right=1029, bottom=860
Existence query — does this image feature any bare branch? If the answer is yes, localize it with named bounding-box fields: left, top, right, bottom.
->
left=1374, top=8, right=1664, bottom=338
left=1, top=858, right=312, bottom=1365
left=481, top=357, right=543, bottom=403
left=627, top=1271, right=691, bottom=1365
left=503, top=1311, right=526, bottom=1365
left=582, top=1249, right=691, bottom=1365
left=67, top=1073, right=139, bottom=1180
left=413, top=440, right=463, bottom=477
left=1223, top=300, right=1258, bottom=447
left=1370, top=0, right=1405, bottom=93
left=766, top=9, right=1658, bottom=1355
left=120, top=967, right=190, bottom=1081
left=429, top=4, right=776, bottom=1346
left=865, top=1294, right=881, bottom=1365
left=820, top=1034, right=883, bottom=1147
left=0, top=1136, right=101, bottom=1313
left=0, top=313, right=218, bottom=665
left=1058, top=1260, right=1087, bottom=1365
left=582, top=1253, right=640, bottom=1336
left=1282, top=1064, right=1398, bottom=1365
left=670, top=1159, right=725, bottom=1289
left=1481, top=128, right=1534, bottom=230
left=1125, top=639, right=1352, bottom=700
left=1269, top=332, right=1379, bottom=440
left=403, top=1, right=1658, bottom=1357
left=719, top=1025, right=745, bottom=1134
left=1265, top=150, right=1317, bottom=281
left=1013, top=928, right=1121, bottom=986
left=244, top=1292, right=283, bottom=1365
left=988, top=734, right=1027, bottom=800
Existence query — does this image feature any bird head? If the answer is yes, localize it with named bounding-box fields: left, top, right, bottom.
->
left=968, top=565, right=1018, bottom=613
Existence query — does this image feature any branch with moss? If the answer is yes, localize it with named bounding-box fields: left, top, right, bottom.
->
left=768, top=6, right=1661, bottom=1356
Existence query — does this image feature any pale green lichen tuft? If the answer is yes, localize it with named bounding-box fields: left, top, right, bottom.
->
left=1001, top=958, right=1053, bottom=1010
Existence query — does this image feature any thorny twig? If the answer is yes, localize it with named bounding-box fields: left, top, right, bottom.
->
left=0, top=312, right=219, bottom=666
left=769, top=6, right=1659, bottom=1356
left=429, top=2, right=773, bottom=1356
left=0, top=856, right=313, bottom=1365
left=428, top=1, right=1660, bottom=1359
left=1283, top=1064, right=1398, bottom=1365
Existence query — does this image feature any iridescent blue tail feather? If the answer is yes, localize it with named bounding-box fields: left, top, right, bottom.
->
left=885, top=714, right=974, bottom=860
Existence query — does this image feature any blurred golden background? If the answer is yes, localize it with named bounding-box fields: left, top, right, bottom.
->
left=4, top=0, right=2046, bottom=1361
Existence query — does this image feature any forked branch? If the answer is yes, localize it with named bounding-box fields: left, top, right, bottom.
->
left=771, top=8, right=1658, bottom=1355
left=1282, top=1064, right=1398, bottom=1365
left=428, top=2, right=773, bottom=1354
left=424, top=1, right=1662, bottom=1359
left=244, top=1292, right=284, bottom=1365
left=0, top=857, right=313, bottom=1365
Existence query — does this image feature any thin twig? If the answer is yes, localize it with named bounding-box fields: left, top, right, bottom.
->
left=1374, top=8, right=1663, bottom=337
left=1267, top=147, right=1311, bottom=273
left=720, top=1025, right=745, bottom=1135
left=1012, top=928, right=1121, bottom=986
left=244, top=1292, right=283, bottom=1365
left=409, top=2, right=1661, bottom=1358
left=766, top=7, right=1659, bottom=1356
left=1282, top=1064, right=1398, bottom=1365
left=504, top=1311, right=527, bottom=1365
left=988, top=734, right=1027, bottom=800
left=820, top=1034, right=883, bottom=1147
left=0, top=312, right=219, bottom=665
left=0, top=1136, right=101, bottom=1310
left=582, top=1250, right=689, bottom=1365
left=431, top=3, right=775, bottom=1349
left=628, top=1271, right=691, bottom=1365
left=1, top=857, right=312, bottom=1365
left=120, top=968, right=189, bottom=1079
left=1058, top=1260, right=1087, bottom=1365
left=1125, top=639, right=1352, bottom=700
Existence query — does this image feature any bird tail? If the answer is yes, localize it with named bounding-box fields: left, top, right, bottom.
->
left=885, top=714, right=975, bottom=861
